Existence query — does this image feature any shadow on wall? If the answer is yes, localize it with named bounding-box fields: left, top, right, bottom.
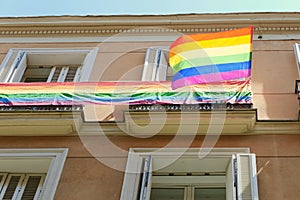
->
left=251, top=40, right=299, bottom=121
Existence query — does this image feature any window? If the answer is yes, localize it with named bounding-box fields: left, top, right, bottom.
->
left=121, top=148, right=258, bottom=200
left=294, top=43, right=300, bottom=76
left=142, top=46, right=172, bottom=81
left=0, top=48, right=98, bottom=82
left=0, top=148, right=68, bottom=200
left=0, top=173, right=45, bottom=199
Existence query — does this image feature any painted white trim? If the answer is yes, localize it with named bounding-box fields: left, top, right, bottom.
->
left=120, top=151, right=143, bottom=200
left=236, top=154, right=259, bottom=200
left=121, top=148, right=252, bottom=200
left=139, top=156, right=152, bottom=200
left=0, top=148, right=68, bottom=200
left=0, top=33, right=299, bottom=43
left=0, top=48, right=98, bottom=82
left=294, top=43, right=300, bottom=77
left=17, top=173, right=46, bottom=200
left=0, top=173, right=25, bottom=200
left=249, top=154, right=259, bottom=200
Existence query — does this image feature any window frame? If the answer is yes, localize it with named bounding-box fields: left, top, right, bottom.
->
left=142, top=46, right=171, bottom=81
left=294, top=43, right=300, bottom=76
left=0, top=148, right=68, bottom=200
left=120, top=148, right=259, bottom=200
left=0, top=48, right=98, bottom=83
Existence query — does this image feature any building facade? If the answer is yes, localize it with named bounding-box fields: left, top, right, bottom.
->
left=0, top=12, right=299, bottom=199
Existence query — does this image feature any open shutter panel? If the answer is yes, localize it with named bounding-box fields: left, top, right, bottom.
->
left=0, top=173, right=8, bottom=193
left=142, top=48, right=159, bottom=81
left=0, top=174, right=25, bottom=200
left=142, top=47, right=170, bottom=81
left=236, top=154, right=259, bottom=200
left=8, top=51, right=27, bottom=82
left=46, top=66, right=57, bottom=82
left=155, top=50, right=168, bottom=81
left=17, top=174, right=45, bottom=200
left=139, top=156, right=152, bottom=200
left=226, top=156, right=236, bottom=200
left=120, top=152, right=145, bottom=200
left=57, top=66, right=69, bottom=82
left=294, top=43, right=300, bottom=75
left=73, top=66, right=83, bottom=82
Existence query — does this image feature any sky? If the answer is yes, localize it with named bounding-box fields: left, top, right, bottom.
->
left=0, top=0, right=299, bottom=17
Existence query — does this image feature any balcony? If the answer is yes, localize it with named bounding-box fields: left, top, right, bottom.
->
left=0, top=81, right=257, bottom=135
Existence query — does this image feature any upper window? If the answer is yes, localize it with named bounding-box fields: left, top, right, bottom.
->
left=294, top=43, right=300, bottom=76
left=0, top=48, right=98, bottom=83
left=121, top=148, right=259, bottom=200
left=142, top=46, right=172, bottom=81
left=0, top=148, right=68, bottom=200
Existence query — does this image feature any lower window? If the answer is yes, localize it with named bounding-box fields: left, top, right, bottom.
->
left=0, top=148, right=68, bottom=200
left=151, top=187, right=226, bottom=200
left=121, top=148, right=259, bottom=200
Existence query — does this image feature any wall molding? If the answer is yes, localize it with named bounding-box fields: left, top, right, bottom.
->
left=0, top=12, right=300, bottom=38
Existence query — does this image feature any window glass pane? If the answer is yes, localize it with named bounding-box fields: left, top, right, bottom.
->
left=150, top=188, right=184, bottom=200
left=194, top=188, right=226, bottom=200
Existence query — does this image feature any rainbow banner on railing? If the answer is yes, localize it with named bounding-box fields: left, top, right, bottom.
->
left=0, top=81, right=251, bottom=106
left=169, top=27, right=253, bottom=89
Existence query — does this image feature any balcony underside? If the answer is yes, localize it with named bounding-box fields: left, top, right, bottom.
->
left=0, top=104, right=270, bottom=136
left=0, top=105, right=299, bottom=136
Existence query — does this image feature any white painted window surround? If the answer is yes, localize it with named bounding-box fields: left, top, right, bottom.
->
left=0, top=173, right=46, bottom=200
left=121, top=148, right=259, bottom=200
left=0, top=48, right=98, bottom=83
left=294, top=43, right=300, bottom=76
left=0, top=148, right=68, bottom=200
left=142, top=46, right=172, bottom=81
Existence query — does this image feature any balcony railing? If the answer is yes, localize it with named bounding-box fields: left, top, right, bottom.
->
left=129, top=103, right=253, bottom=111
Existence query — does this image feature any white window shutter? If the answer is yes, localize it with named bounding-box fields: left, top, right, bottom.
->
left=236, top=154, right=259, bottom=200
left=0, top=173, right=8, bottom=192
left=17, top=174, right=45, bottom=200
left=294, top=43, right=300, bottom=76
left=155, top=50, right=168, bottom=81
left=73, top=66, right=83, bottom=82
left=57, top=66, right=69, bottom=82
left=120, top=152, right=144, bottom=200
left=8, top=51, right=27, bottom=82
left=139, top=156, right=152, bottom=200
left=0, top=174, right=25, bottom=200
left=142, top=47, right=169, bottom=81
left=46, top=66, right=57, bottom=82
left=142, top=48, right=160, bottom=81
left=226, top=156, right=236, bottom=200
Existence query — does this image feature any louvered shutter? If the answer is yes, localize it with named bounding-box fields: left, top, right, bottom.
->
left=294, top=43, right=300, bottom=75
left=236, top=154, right=259, bottom=200
left=155, top=50, right=168, bottom=81
left=18, top=174, right=45, bottom=200
left=142, top=47, right=169, bottom=81
left=48, top=66, right=80, bottom=82
left=8, top=51, right=27, bottom=82
left=139, top=156, right=152, bottom=200
left=0, top=173, right=8, bottom=193
left=73, top=66, right=83, bottom=82
left=226, top=156, right=236, bottom=200
left=57, top=66, right=69, bottom=82
left=0, top=174, right=25, bottom=200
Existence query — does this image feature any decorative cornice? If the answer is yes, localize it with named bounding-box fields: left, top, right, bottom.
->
left=0, top=12, right=299, bottom=37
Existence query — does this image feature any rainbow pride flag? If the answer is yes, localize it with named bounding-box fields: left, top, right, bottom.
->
left=0, top=81, right=251, bottom=106
left=169, top=27, right=254, bottom=89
